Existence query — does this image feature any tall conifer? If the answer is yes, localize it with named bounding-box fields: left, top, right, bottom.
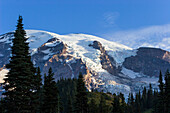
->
left=164, top=69, right=170, bottom=113
left=147, top=84, right=153, bottom=109
left=89, top=98, right=98, bottom=113
left=32, top=67, right=43, bottom=113
left=42, top=67, right=61, bottom=113
left=112, top=96, right=121, bottom=113
left=99, top=94, right=109, bottom=113
left=135, top=93, right=141, bottom=113
left=3, top=16, right=36, bottom=113
left=141, top=87, right=147, bottom=111
left=75, top=72, right=88, bottom=113
left=157, top=71, right=164, bottom=113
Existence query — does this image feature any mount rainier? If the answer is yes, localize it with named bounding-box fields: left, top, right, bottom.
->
left=0, top=30, right=170, bottom=97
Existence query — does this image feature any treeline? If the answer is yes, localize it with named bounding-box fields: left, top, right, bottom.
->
left=55, top=70, right=170, bottom=113
left=0, top=16, right=169, bottom=113
left=1, top=68, right=169, bottom=113
left=126, top=69, right=170, bottom=113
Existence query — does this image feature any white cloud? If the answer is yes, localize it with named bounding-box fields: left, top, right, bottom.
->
left=103, top=12, right=119, bottom=27
left=103, top=24, right=170, bottom=51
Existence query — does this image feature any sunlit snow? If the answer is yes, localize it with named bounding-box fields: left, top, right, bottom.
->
left=0, top=69, right=8, bottom=83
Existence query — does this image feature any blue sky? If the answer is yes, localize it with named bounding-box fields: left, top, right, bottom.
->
left=0, top=0, right=170, bottom=50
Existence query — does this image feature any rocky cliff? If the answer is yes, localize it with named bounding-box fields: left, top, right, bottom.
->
left=123, top=47, right=170, bottom=77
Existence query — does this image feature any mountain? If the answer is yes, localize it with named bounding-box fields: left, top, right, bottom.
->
left=0, top=30, right=170, bottom=97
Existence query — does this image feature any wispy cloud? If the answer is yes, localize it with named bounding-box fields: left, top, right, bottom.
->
left=102, top=24, right=170, bottom=51
left=103, top=12, right=119, bottom=27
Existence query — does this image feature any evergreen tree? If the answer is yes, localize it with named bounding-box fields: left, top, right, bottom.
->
left=56, top=78, right=77, bottom=113
left=75, top=72, right=88, bottom=113
left=42, top=68, right=61, bottom=113
left=164, top=69, right=170, bottom=113
left=130, top=93, right=135, bottom=113
left=157, top=71, right=165, bottom=113
left=147, top=84, right=153, bottom=109
left=141, top=87, right=147, bottom=111
left=32, top=67, right=43, bottom=113
left=99, top=94, right=109, bottom=113
left=127, top=93, right=132, bottom=113
left=67, top=95, right=73, bottom=113
left=135, top=93, right=141, bottom=113
left=3, top=16, right=36, bottom=113
left=127, top=93, right=131, bottom=106
left=138, top=90, right=141, bottom=106
left=0, top=98, right=5, bottom=113
left=119, top=93, right=126, bottom=113
left=152, top=90, right=159, bottom=113
left=89, top=98, right=98, bottom=113
left=112, top=96, right=121, bottom=113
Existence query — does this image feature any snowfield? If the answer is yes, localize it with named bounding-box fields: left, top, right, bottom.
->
left=121, top=67, right=146, bottom=78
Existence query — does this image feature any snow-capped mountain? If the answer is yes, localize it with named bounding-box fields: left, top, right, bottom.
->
left=0, top=30, right=170, bottom=97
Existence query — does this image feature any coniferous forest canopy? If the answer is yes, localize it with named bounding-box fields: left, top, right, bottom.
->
left=0, top=16, right=170, bottom=113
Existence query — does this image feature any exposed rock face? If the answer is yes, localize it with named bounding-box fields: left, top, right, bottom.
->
left=123, top=47, right=170, bottom=77
left=89, top=41, right=120, bottom=75
left=43, top=55, right=88, bottom=80
left=31, top=38, right=67, bottom=70
left=31, top=38, right=90, bottom=81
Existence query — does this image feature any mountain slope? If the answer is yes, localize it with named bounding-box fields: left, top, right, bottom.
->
left=0, top=30, right=170, bottom=97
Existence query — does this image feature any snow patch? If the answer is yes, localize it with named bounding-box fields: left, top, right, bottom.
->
left=121, top=67, right=145, bottom=78
left=108, top=49, right=137, bottom=65
left=0, top=37, right=10, bottom=43
left=42, top=49, right=51, bottom=54
left=140, top=77, right=159, bottom=84
left=45, top=40, right=61, bottom=47
left=7, top=48, right=11, bottom=50
left=67, top=64, right=74, bottom=79
left=26, top=30, right=55, bottom=55
left=0, top=69, right=8, bottom=83
left=0, top=54, right=4, bottom=57
left=43, top=53, right=53, bottom=60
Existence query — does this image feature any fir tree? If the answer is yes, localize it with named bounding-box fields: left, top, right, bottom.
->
left=164, top=69, right=170, bottom=113
left=138, top=90, right=141, bottom=106
left=141, top=87, right=147, bottom=111
left=89, top=98, right=98, bottom=113
left=157, top=71, right=164, bottom=113
left=152, top=90, right=159, bottom=113
left=67, top=95, right=73, bottom=113
left=112, top=96, right=121, bottom=113
left=75, top=72, right=88, bottom=113
left=135, top=93, right=141, bottom=113
left=3, top=16, right=36, bottom=113
left=119, top=93, right=126, bottom=113
left=32, top=67, right=43, bottom=113
left=0, top=98, right=5, bottom=113
left=147, top=84, right=153, bottom=109
left=42, top=67, right=61, bottom=113
left=99, top=94, right=109, bottom=113
left=130, top=93, right=135, bottom=113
